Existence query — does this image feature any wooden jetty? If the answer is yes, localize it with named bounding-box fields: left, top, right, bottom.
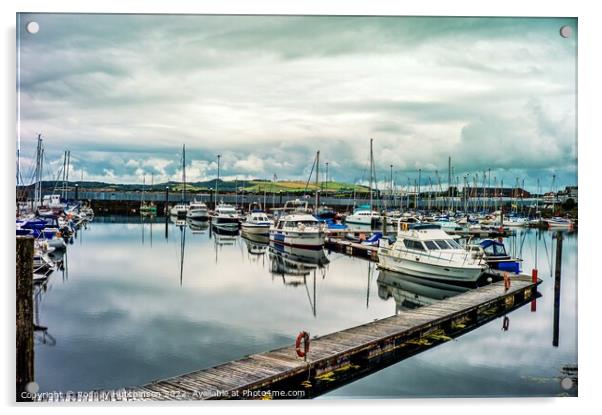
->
left=35, top=274, right=540, bottom=402
left=325, top=236, right=378, bottom=261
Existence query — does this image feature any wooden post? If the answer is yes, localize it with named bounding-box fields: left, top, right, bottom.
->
left=531, top=268, right=538, bottom=312
left=553, top=231, right=563, bottom=347
left=164, top=186, right=169, bottom=215
left=16, top=236, right=34, bottom=402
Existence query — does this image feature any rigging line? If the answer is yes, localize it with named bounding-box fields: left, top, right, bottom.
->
left=303, top=155, right=317, bottom=195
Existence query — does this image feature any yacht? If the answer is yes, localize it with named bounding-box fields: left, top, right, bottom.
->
left=270, top=200, right=325, bottom=249
left=345, top=206, right=382, bottom=226
left=377, top=222, right=487, bottom=282
left=503, top=215, right=528, bottom=227
left=170, top=203, right=188, bottom=218
left=544, top=217, right=575, bottom=229
left=212, top=203, right=241, bottom=230
left=241, top=205, right=272, bottom=236
left=187, top=199, right=209, bottom=221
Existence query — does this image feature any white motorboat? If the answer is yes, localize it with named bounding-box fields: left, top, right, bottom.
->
left=270, top=200, right=325, bottom=249
left=187, top=199, right=209, bottom=221
left=212, top=203, right=241, bottom=230
left=170, top=203, right=189, bottom=218
left=241, top=209, right=272, bottom=236
left=345, top=207, right=382, bottom=226
left=377, top=222, right=487, bottom=282
left=503, top=215, right=528, bottom=227
left=544, top=217, right=575, bottom=229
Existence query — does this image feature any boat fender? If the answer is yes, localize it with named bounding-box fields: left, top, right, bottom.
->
left=503, top=272, right=511, bottom=291
left=295, top=331, right=310, bottom=358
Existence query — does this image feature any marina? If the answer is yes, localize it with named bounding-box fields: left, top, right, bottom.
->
left=14, top=14, right=579, bottom=402
left=16, top=211, right=577, bottom=399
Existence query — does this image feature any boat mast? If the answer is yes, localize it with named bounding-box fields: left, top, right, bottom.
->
left=66, top=150, right=70, bottom=200
left=536, top=178, right=540, bottom=214
left=447, top=156, right=451, bottom=211
left=33, top=134, right=43, bottom=209
left=215, top=154, right=221, bottom=206
left=551, top=174, right=556, bottom=213
left=369, top=139, right=373, bottom=211
left=315, top=150, right=320, bottom=212
left=182, top=144, right=186, bottom=203
left=417, top=169, right=421, bottom=211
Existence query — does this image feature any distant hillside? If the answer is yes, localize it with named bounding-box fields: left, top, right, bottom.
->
left=18, top=179, right=371, bottom=194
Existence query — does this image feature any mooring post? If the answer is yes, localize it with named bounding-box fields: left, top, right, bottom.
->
left=531, top=268, right=538, bottom=312
left=164, top=186, right=169, bottom=215
left=553, top=231, right=563, bottom=347
left=16, top=236, right=34, bottom=402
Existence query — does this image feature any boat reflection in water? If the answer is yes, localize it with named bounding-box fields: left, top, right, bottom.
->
left=377, top=270, right=469, bottom=314
left=268, top=243, right=329, bottom=316
left=241, top=231, right=269, bottom=257
left=268, top=243, right=329, bottom=278
left=187, top=218, right=209, bottom=234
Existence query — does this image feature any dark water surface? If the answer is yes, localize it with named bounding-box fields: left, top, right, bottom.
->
left=33, top=216, right=577, bottom=398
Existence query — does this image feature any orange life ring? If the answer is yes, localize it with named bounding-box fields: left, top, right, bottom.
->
left=295, top=331, right=310, bottom=358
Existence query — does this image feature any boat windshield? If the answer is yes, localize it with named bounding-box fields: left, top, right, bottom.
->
left=423, top=240, right=439, bottom=250
left=434, top=239, right=462, bottom=249
left=403, top=239, right=425, bottom=251
left=287, top=220, right=318, bottom=227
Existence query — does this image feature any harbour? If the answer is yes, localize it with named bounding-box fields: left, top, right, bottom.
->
left=16, top=212, right=577, bottom=399
left=13, top=14, right=579, bottom=402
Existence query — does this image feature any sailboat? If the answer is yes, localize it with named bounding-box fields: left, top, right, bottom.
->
left=170, top=144, right=189, bottom=218
left=140, top=175, right=157, bottom=215
left=346, top=139, right=382, bottom=227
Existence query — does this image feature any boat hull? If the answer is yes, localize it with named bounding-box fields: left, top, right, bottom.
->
left=346, top=215, right=381, bottom=226
left=187, top=210, right=209, bottom=221
left=377, top=251, right=485, bottom=283
left=269, top=230, right=324, bottom=249
left=241, top=223, right=270, bottom=235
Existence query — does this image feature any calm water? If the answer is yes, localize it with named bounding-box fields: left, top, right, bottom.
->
left=33, top=216, right=578, bottom=398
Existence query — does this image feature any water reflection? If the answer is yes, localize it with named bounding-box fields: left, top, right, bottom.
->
left=241, top=233, right=269, bottom=257
left=267, top=244, right=327, bottom=316
left=377, top=270, right=469, bottom=313
left=188, top=219, right=209, bottom=234
left=32, top=217, right=577, bottom=397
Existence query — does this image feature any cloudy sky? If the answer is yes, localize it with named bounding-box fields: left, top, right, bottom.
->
left=17, top=14, right=577, bottom=191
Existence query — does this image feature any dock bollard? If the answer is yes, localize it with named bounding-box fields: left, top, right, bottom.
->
left=532, top=268, right=538, bottom=284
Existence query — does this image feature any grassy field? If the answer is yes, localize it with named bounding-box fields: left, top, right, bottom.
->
left=242, top=180, right=369, bottom=193
left=169, top=180, right=370, bottom=194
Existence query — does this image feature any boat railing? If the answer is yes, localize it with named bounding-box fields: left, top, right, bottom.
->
left=402, top=248, right=478, bottom=266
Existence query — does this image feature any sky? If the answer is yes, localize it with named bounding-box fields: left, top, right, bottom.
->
left=17, top=14, right=577, bottom=191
